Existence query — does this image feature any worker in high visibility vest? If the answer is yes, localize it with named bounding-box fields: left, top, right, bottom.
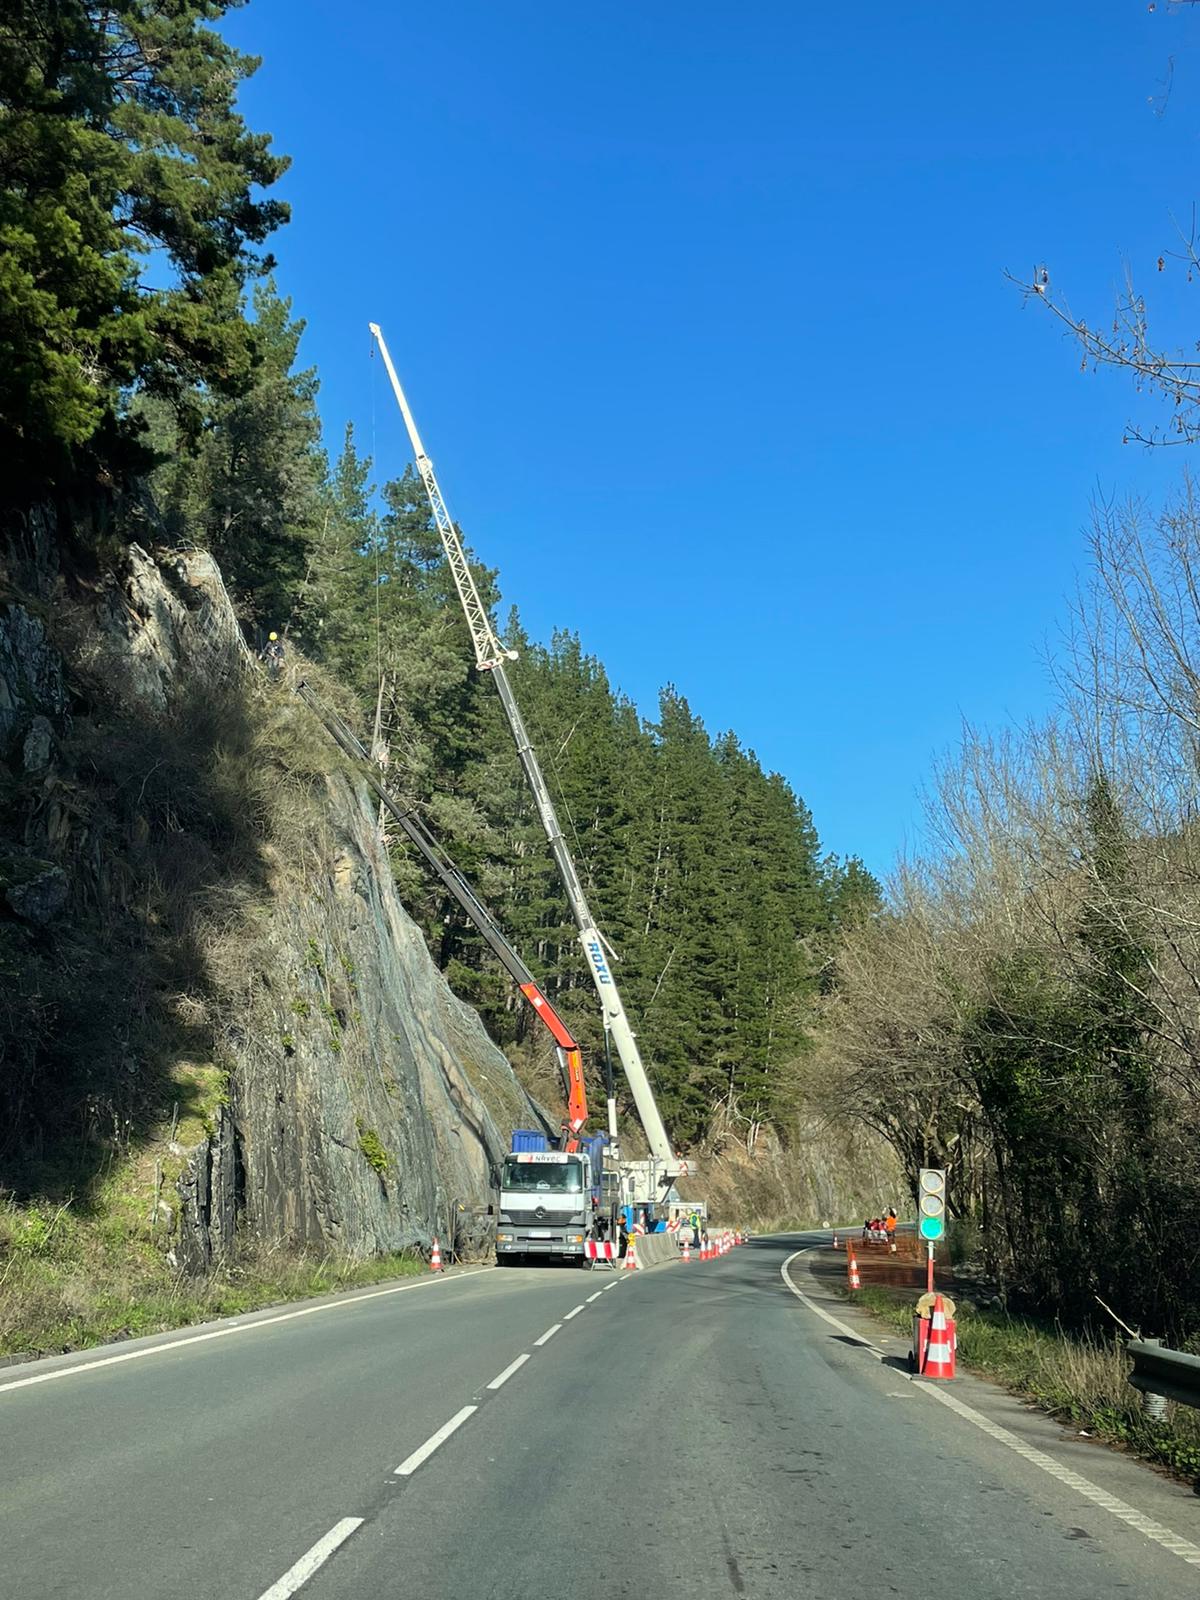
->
left=885, top=1208, right=898, bottom=1252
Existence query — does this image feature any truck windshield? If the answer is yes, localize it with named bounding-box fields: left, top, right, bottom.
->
left=501, top=1160, right=583, bottom=1194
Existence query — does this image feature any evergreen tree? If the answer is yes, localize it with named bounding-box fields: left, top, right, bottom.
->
left=0, top=1, right=288, bottom=511
left=148, top=282, right=323, bottom=619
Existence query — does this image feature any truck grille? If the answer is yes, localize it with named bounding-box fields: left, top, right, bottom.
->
left=500, top=1209, right=578, bottom=1227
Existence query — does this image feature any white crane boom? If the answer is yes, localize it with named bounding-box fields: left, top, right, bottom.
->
left=369, top=323, right=678, bottom=1180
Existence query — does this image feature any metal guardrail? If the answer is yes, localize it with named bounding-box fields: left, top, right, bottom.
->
left=1127, top=1339, right=1200, bottom=1411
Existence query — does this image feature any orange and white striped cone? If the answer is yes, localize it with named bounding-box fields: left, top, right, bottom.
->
left=624, top=1235, right=638, bottom=1271
left=833, top=1233, right=839, bottom=1250
left=429, top=1235, right=443, bottom=1272
left=682, top=1238, right=691, bottom=1263
left=922, top=1294, right=955, bottom=1379
left=847, top=1250, right=861, bottom=1291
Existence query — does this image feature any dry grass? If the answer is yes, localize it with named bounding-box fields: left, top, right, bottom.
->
left=0, top=1188, right=424, bottom=1360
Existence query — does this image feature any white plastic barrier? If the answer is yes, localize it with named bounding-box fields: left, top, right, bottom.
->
left=629, top=1231, right=681, bottom=1270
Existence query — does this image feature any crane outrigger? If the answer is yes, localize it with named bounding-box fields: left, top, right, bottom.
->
left=368, top=323, right=679, bottom=1192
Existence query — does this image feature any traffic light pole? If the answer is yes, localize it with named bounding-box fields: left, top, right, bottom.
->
left=927, top=1241, right=934, bottom=1296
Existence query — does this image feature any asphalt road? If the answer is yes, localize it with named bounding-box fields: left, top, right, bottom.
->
left=2, top=1234, right=1198, bottom=1599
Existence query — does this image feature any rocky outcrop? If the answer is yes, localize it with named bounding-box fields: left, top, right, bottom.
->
left=195, top=753, right=544, bottom=1270
left=0, top=529, right=548, bottom=1270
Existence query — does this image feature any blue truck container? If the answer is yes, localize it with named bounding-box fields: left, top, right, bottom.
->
left=510, top=1129, right=550, bottom=1154
left=582, top=1133, right=607, bottom=1203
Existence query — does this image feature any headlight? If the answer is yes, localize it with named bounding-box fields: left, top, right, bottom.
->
left=497, top=1233, right=513, bottom=1242
left=568, top=1235, right=584, bottom=1243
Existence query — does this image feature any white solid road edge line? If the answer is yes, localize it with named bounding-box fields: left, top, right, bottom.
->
left=780, top=1250, right=1200, bottom=1572
left=563, top=1305, right=585, bottom=1321
left=394, top=1405, right=477, bottom=1476
left=0, top=1268, right=494, bottom=1398
left=256, top=1517, right=364, bottom=1600
left=534, top=1323, right=562, bottom=1346
left=487, top=1353, right=530, bottom=1391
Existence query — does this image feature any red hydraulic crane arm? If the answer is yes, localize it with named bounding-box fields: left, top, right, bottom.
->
left=519, top=984, right=587, bottom=1136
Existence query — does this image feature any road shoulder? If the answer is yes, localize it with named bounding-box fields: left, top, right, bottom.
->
left=783, top=1244, right=1200, bottom=1567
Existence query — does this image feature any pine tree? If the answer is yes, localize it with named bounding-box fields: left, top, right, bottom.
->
left=0, top=1, right=288, bottom=511
left=148, top=282, right=324, bottom=620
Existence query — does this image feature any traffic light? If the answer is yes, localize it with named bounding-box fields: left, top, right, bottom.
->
left=918, top=1167, right=946, bottom=1240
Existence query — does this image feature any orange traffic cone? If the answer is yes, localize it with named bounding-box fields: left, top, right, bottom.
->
left=682, top=1238, right=691, bottom=1263
left=429, top=1235, right=443, bottom=1272
left=847, top=1249, right=861, bottom=1290
left=922, top=1295, right=955, bottom=1379
left=624, top=1235, right=638, bottom=1271
left=833, top=1232, right=839, bottom=1250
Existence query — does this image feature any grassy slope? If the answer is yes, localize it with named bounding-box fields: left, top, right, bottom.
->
left=0, top=1189, right=427, bottom=1360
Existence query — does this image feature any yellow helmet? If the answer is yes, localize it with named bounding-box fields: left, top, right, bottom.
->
left=268, top=631, right=278, bottom=641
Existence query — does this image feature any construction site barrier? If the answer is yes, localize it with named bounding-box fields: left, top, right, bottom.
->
left=629, top=1232, right=681, bottom=1271
left=585, top=1240, right=619, bottom=1263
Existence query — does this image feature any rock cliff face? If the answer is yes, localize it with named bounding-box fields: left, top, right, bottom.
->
left=0, top=527, right=547, bottom=1270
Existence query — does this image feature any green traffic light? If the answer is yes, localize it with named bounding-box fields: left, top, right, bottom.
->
left=919, top=1215, right=944, bottom=1240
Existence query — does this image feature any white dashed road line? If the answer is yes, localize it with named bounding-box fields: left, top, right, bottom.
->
left=563, top=1305, right=585, bottom=1321
left=256, top=1517, right=363, bottom=1600
left=486, top=1354, right=530, bottom=1391
left=394, top=1405, right=478, bottom=1477
left=586, top=1291, right=603, bottom=1303
left=781, top=1249, right=1200, bottom=1571
left=534, top=1323, right=562, bottom=1346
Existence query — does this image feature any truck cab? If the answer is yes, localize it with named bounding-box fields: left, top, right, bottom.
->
left=496, top=1150, right=591, bottom=1264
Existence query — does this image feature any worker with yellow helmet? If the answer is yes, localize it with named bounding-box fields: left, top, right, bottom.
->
left=261, top=629, right=285, bottom=676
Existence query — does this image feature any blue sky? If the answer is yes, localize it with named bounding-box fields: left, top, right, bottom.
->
left=224, top=1, right=1200, bottom=875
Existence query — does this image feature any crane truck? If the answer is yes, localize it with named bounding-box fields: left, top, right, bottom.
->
left=368, top=323, right=683, bottom=1209
left=295, top=680, right=614, bottom=1261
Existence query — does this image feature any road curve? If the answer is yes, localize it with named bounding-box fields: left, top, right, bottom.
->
left=1, top=1235, right=1197, bottom=1599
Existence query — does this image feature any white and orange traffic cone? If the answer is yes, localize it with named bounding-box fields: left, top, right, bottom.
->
left=429, top=1235, right=443, bottom=1272
left=922, top=1294, right=955, bottom=1379
left=681, top=1238, right=691, bottom=1263
left=624, top=1235, right=638, bottom=1271
left=833, top=1232, right=839, bottom=1250
left=847, top=1249, right=861, bottom=1291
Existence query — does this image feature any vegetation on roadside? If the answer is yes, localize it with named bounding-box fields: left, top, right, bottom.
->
left=0, top=1187, right=423, bottom=1361
left=807, top=495, right=1200, bottom=1340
